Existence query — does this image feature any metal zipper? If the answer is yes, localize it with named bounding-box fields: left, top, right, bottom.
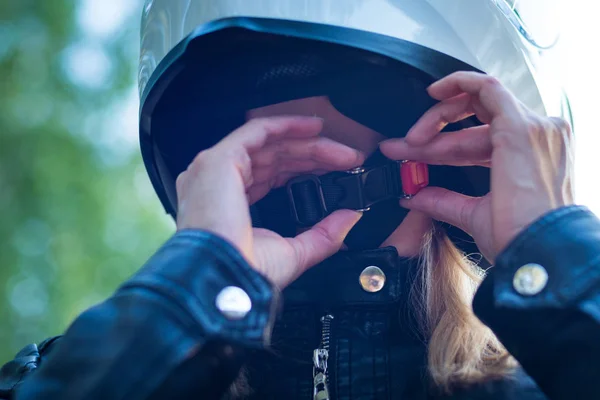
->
left=313, top=314, right=334, bottom=400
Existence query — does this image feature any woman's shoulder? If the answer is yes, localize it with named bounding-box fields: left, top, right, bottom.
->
left=439, top=368, right=547, bottom=400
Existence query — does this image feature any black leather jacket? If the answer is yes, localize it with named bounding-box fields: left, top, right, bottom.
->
left=2, top=206, right=600, bottom=399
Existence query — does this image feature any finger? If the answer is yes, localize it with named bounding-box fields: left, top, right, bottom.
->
left=399, top=187, right=480, bottom=234
left=427, top=72, right=523, bottom=123
left=246, top=170, right=303, bottom=205
left=247, top=183, right=272, bottom=205
left=221, top=116, right=324, bottom=153
left=380, top=125, right=492, bottom=167
left=289, top=210, right=363, bottom=273
left=311, top=169, right=330, bottom=176
left=246, top=167, right=334, bottom=205
left=548, top=116, right=573, bottom=140
left=251, top=137, right=364, bottom=170
left=189, top=147, right=255, bottom=189
left=251, top=150, right=364, bottom=185
left=405, top=93, right=477, bottom=146
left=250, top=161, right=328, bottom=187
left=248, top=137, right=364, bottom=204
left=247, top=162, right=361, bottom=205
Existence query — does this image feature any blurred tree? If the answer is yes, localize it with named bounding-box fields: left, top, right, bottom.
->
left=0, top=0, right=172, bottom=362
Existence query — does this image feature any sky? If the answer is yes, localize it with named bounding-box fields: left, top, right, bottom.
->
left=554, top=1, right=600, bottom=215
left=70, top=0, right=600, bottom=215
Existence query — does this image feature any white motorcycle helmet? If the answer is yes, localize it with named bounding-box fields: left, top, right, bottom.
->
left=138, top=0, right=571, bottom=256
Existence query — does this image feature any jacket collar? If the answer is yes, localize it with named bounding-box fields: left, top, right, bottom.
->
left=283, top=246, right=420, bottom=310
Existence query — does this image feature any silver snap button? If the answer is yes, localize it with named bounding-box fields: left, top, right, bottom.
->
left=359, top=266, right=386, bottom=293
left=215, top=286, right=252, bottom=320
left=513, top=263, right=548, bottom=296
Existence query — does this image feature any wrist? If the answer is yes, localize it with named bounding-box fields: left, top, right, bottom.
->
left=176, top=223, right=256, bottom=266
left=121, top=229, right=281, bottom=348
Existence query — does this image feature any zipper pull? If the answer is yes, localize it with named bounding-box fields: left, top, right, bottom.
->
left=313, top=349, right=330, bottom=400
left=313, top=314, right=333, bottom=400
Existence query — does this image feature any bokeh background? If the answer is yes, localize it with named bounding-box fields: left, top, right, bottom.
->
left=0, top=0, right=599, bottom=363
left=0, top=0, right=172, bottom=362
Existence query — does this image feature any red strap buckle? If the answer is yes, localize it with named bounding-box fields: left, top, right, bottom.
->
left=400, top=161, right=429, bottom=198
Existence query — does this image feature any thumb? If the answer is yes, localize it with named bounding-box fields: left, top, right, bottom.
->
left=290, top=210, right=363, bottom=273
left=400, top=187, right=477, bottom=234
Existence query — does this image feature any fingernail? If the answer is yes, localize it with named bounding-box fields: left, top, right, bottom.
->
left=379, top=140, right=391, bottom=152
left=346, top=210, right=363, bottom=223
left=427, top=80, right=439, bottom=90
left=349, top=210, right=364, bottom=226
left=355, top=149, right=365, bottom=163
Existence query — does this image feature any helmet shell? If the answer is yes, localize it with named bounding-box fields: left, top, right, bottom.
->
left=139, top=0, right=566, bottom=116
left=137, top=0, right=571, bottom=258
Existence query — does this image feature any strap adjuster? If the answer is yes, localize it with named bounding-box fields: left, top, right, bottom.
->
left=286, top=174, right=328, bottom=226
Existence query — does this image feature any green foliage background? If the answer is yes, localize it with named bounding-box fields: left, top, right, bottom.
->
left=0, top=0, right=172, bottom=362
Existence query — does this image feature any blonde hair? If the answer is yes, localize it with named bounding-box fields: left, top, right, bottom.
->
left=414, top=225, right=516, bottom=393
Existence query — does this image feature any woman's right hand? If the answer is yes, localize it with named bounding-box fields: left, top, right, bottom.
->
left=175, top=116, right=364, bottom=289
left=381, top=71, right=574, bottom=263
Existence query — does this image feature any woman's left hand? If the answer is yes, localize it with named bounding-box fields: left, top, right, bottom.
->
left=380, top=71, right=574, bottom=263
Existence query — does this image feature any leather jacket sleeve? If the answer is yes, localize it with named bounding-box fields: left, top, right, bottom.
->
left=474, top=205, right=600, bottom=400
left=0, top=230, right=279, bottom=400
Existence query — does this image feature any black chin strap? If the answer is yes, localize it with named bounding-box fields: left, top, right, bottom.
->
left=252, top=160, right=490, bottom=265
left=285, top=162, right=410, bottom=226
